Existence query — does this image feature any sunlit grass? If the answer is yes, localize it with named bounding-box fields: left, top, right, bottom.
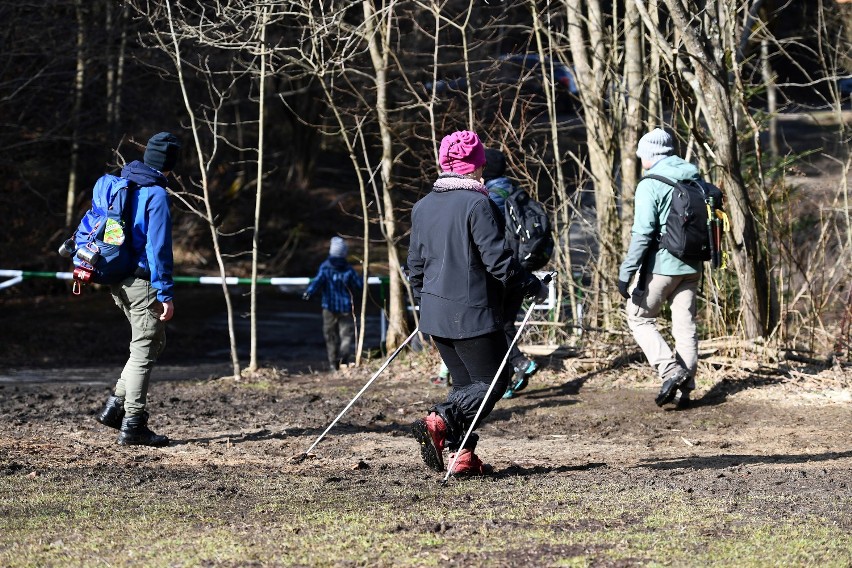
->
left=1, top=467, right=848, bottom=567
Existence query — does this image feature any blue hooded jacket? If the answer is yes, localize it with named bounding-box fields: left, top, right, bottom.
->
left=120, top=160, right=174, bottom=303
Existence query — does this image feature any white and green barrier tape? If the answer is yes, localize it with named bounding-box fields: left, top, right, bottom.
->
left=0, top=270, right=384, bottom=290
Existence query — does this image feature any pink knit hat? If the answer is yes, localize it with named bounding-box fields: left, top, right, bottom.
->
left=438, top=130, right=486, bottom=175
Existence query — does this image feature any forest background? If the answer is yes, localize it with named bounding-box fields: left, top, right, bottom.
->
left=3, top=0, right=852, bottom=378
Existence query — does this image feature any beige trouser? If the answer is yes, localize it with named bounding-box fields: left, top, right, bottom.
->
left=110, top=276, right=167, bottom=416
left=626, top=272, right=699, bottom=390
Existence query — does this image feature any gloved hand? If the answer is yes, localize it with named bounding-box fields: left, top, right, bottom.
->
left=617, top=279, right=630, bottom=300
left=524, top=275, right=549, bottom=303
left=302, top=292, right=310, bottom=301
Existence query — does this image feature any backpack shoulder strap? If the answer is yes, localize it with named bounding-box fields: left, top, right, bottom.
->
left=106, top=176, right=132, bottom=212
left=640, top=173, right=677, bottom=187
left=642, top=174, right=713, bottom=199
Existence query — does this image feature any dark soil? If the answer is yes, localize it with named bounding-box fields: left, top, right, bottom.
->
left=1, top=289, right=851, bottom=566
left=2, top=112, right=852, bottom=566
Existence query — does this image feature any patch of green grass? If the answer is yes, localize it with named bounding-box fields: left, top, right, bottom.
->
left=1, top=467, right=850, bottom=567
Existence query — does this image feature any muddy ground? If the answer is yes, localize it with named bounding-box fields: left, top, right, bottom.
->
left=1, top=287, right=851, bottom=566
left=2, top=112, right=852, bottom=566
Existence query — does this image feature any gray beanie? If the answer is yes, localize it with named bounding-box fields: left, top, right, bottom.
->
left=636, top=128, right=674, bottom=163
left=329, top=236, right=348, bottom=258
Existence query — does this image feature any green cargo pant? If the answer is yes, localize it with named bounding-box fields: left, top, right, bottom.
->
left=110, top=276, right=166, bottom=416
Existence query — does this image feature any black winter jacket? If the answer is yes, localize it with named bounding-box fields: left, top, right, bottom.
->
left=408, top=174, right=532, bottom=339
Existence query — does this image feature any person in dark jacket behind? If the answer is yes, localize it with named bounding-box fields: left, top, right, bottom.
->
left=303, top=237, right=363, bottom=372
left=94, top=131, right=180, bottom=447
left=482, top=148, right=541, bottom=399
left=409, top=130, right=548, bottom=476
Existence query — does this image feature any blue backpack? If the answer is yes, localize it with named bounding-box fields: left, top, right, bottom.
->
left=66, top=174, right=138, bottom=288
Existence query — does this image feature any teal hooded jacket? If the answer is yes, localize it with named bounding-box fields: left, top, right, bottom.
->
left=619, top=155, right=704, bottom=283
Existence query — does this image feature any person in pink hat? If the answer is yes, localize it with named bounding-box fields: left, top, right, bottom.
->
left=408, top=130, right=548, bottom=476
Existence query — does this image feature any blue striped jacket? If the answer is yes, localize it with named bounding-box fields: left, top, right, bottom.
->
left=305, top=256, right=362, bottom=313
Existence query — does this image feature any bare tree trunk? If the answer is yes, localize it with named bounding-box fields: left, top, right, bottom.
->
left=646, top=0, right=663, bottom=125
left=106, top=3, right=127, bottom=142
left=760, top=37, right=779, bottom=158
left=643, top=0, right=773, bottom=337
left=363, top=0, right=407, bottom=350
left=530, top=1, right=579, bottom=327
left=565, top=0, right=621, bottom=329
left=620, top=0, right=643, bottom=247
left=249, top=7, right=268, bottom=372
left=355, top=174, right=370, bottom=367
left=65, top=0, right=85, bottom=228
left=162, top=0, right=241, bottom=379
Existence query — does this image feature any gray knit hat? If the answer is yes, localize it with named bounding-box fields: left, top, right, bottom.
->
left=329, top=236, right=348, bottom=258
left=636, top=128, right=674, bottom=162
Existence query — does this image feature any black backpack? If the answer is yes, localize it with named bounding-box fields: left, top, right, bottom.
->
left=504, top=189, right=554, bottom=271
left=643, top=174, right=725, bottom=268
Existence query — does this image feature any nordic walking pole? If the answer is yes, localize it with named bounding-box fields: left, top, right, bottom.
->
left=292, top=327, right=420, bottom=463
left=441, top=273, right=554, bottom=484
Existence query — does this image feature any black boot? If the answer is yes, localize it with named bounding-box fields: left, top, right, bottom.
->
left=117, top=413, right=169, bottom=447
left=655, top=367, right=690, bottom=407
left=95, top=394, right=125, bottom=429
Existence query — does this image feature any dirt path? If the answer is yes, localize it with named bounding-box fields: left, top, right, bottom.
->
left=2, top=360, right=849, bottom=506
left=1, top=243, right=851, bottom=564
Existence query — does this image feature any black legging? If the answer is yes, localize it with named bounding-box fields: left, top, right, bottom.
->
left=502, top=286, right=527, bottom=369
left=430, top=330, right=512, bottom=451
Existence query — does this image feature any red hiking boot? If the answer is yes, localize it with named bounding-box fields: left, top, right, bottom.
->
left=411, top=412, right=447, bottom=472
left=448, top=448, right=493, bottom=476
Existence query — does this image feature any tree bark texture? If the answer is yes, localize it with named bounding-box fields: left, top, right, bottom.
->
left=363, top=0, right=408, bottom=351
left=638, top=0, right=774, bottom=338
left=565, top=0, right=621, bottom=329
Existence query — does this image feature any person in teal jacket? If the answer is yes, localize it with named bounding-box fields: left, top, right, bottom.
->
left=618, top=128, right=701, bottom=409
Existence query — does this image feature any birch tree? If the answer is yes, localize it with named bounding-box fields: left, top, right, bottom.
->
left=248, top=6, right=269, bottom=372
left=130, top=0, right=259, bottom=378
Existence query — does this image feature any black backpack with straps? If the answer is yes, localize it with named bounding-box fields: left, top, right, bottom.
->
left=503, top=188, right=554, bottom=271
left=643, top=173, right=725, bottom=267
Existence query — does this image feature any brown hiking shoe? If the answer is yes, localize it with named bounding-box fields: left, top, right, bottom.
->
left=411, top=412, right=447, bottom=472
left=448, top=448, right=493, bottom=476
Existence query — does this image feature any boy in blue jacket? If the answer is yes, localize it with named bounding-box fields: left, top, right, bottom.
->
left=303, top=237, right=362, bottom=372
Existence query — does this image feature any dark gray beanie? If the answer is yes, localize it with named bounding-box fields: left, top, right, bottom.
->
left=144, top=132, right=181, bottom=172
left=482, top=148, right=507, bottom=181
